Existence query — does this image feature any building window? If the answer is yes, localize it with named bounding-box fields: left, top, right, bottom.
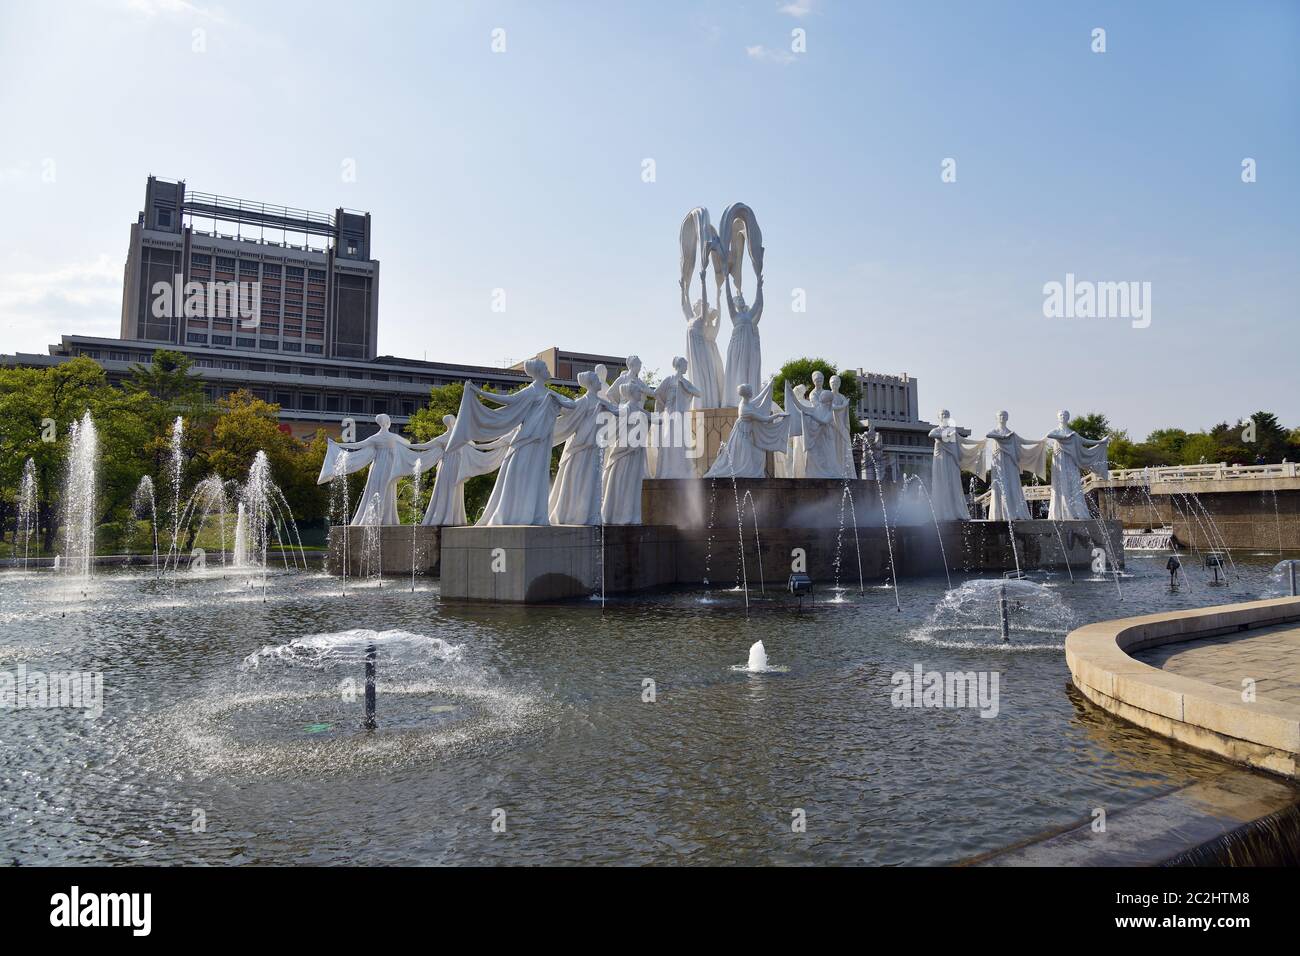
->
left=325, top=395, right=341, bottom=412
left=157, top=209, right=172, bottom=228
left=305, top=344, right=323, bottom=354
left=186, top=333, right=207, bottom=344
left=211, top=335, right=232, bottom=346
left=276, top=392, right=293, bottom=408
left=282, top=342, right=302, bottom=352
left=236, top=337, right=256, bottom=348
left=109, top=351, right=130, bottom=362
left=300, top=394, right=318, bottom=411
left=221, top=360, right=240, bottom=370
left=346, top=241, right=358, bottom=256
left=372, top=399, right=388, bottom=415
left=348, top=397, right=364, bottom=413
left=260, top=339, right=279, bottom=350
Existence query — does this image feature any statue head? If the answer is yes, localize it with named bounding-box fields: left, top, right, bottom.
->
left=442, top=414, right=456, bottom=430
left=1057, top=409, right=1070, bottom=427
left=939, top=409, right=951, bottom=425
left=673, top=355, right=688, bottom=374
left=737, top=383, right=753, bottom=401
left=594, top=363, right=608, bottom=384
left=812, top=370, right=824, bottom=388
left=577, top=370, right=596, bottom=392
left=997, top=410, right=1009, bottom=427
left=830, top=374, right=842, bottom=392
left=819, top=389, right=833, bottom=406
left=524, top=358, right=548, bottom=382
left=626, top=354, right=641, bottom=373
left=375, top=413, right=391, bottom=431
left=733, top=293, right=748, bottom=313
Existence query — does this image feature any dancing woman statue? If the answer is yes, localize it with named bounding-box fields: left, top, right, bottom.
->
left=705, top=380, right=789, bottom=479
left=318, top=414, right=436, bottom=525
left=720, top=203, right=764, bottom=408
left=602, top=383, right=651, bottom=525
left=927, top=410, right=984, bottom=521
left=652, top=356, right=703, bottom=478
left=982, top=411, right=1046, bottom=521
left=1046, top=409, right=1109, bottom=520
left=450, top=359, right=576, bottom=526
left=783, top=381, right=841, bottom=479
left=679, top=207, right=726, bottom=409
left=549, top=371, right=619, bottom=525
left=829, top=375, right=855, bottom=479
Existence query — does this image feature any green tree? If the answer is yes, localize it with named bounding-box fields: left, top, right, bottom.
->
left=1067, top=412, right=1110, bottom=441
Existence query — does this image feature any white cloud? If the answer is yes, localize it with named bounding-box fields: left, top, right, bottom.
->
left=0, top=255, right=123, bottom=350
left=746, top=44, right=797, bottom=65
left=119, top=0, right=229, bottom=23
left=778, top=0, right=814, bottom=17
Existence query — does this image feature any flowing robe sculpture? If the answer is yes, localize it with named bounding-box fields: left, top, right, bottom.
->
left=318, top=413, right=433, bottom=525
left=829, top=375, right=855, bottom=479
left=783, top=382, right=842, bottom=479
left=705, top=380, right=789, bottom=479
left=549, top=372, right=618, bottom=525
left=418, top=415, right=511, bottom=526
left=451, top=359, right=576, bottom=526
left=776, top=383, right=809, bottom=479
left=679, top=207, right=726, bottom=409
left=983, top=412, right=1047, bottom=521
left=1046, top=410, right=1109, bottom=520
left=608, top=355, right=653, bottom=476
left=653, top=356, right=702, bottom=478
left=602, top=384, right=650, bottom=525
left=928, top=411, right=984, bottom=521
left=720, top=203, right=764, bottom=408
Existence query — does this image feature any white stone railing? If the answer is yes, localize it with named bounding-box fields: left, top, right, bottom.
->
left=973, top=461, right=1299, bottom=507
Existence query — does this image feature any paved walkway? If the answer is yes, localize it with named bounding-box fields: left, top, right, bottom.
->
left=1135, top=623, right=1300, bottom=707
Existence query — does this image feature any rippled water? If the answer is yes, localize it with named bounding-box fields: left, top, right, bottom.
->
left=0, top=553, right=1285, bottom=865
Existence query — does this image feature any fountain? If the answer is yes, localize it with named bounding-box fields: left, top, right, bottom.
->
left=16, top=458, right=37, bottom=570
left=912, top=577, right=1075, bottom=650
left=60, top=411, right=98, bottom=579
left=130, top=475, right=160, bottom=573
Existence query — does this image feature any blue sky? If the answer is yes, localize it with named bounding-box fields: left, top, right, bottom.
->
left=1, top=0, right=1296, bottom=438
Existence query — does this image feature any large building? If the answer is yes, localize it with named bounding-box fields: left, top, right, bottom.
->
left=121, top=176, right=380, bottom=361
left=852, top=369, right=938, bottom=480
left=2, top=177, right=624, bottom=439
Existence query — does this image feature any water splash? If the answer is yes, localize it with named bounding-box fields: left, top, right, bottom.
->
left=60, top=411, right=98, bottom=579
left=16, top=459, right=38, bottom=570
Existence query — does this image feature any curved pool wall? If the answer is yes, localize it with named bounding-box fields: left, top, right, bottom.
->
left=1066, top=596, right=1300, bottom=778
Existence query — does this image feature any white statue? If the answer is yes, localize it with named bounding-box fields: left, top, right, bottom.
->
left=983, top=411, right=1047, bottom=521
left=593, top=363, right=612, bottom=401
left=602, top=383, right=650, bottom=525
left=318, top=414, right=434, bottom=525
left=679, top=207, right=726, bottom=409
left=652, top=356, right=702, bottom=478
left=927, top=410, right=984, bottom=521
left=783, top=381, right=842, bottom=479
left=1046, top=409, right=1109, bottom=520
left=549, top=371, right=618, bottom=525
left=418, top=414, right=510, bottom=526
left=809, top=369, right=826, bottom=404
left=777, top=383, right=808, bottom=479
left=608, top=354, right=653, bottom=410
left=451, top=359, right=576, bottom=526
left=720, top=203, right=764, bottom=408
left=704, top=380, right=789, bottom=479
left=829, top=374, right=855, bottom=479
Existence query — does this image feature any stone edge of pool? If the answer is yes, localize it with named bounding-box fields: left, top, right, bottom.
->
left=1065, top=595, right=1300, bottom=779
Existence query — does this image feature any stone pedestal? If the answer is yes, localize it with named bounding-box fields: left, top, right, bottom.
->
left=439, top=524, right=677, bottom=603
left=327, top=525, right=441, bottom=576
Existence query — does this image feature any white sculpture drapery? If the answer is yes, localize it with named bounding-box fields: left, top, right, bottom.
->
left=783, top=381, right=841, bottom=479
left=451, top=360, right=576, bottom=527
left=418, top=414, right=511, bottom=527
left=982, top=412, right=1046, bottom=521
left=928, top=411, right=984, bottom=521
left=775, top=383, right=808, bottom=479
left=720, top=203, right=764, bottom=408
left=317, top=414, right=433, bottom=525
left=704, top=380, right=789, bottom=479
left=548, top=371, right=618, bottom=525
left=1047, top=410, right=1109, bottom=520
left=653, top=356, right=702, bottom=479
left=602, top=383, right=650, bottom=524
left=679, top=207, right=726, bottom=410
left=829, top=375, right=855, bottom=479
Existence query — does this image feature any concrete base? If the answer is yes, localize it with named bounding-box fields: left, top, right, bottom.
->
left=439, top=524, right=676, bottom=603
left=1097, top=482, right=1300, bottom=550
left=327, top=525, right=441, bottom=576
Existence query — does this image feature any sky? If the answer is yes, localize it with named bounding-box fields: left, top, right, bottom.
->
left=0, top=0, right=1296, bottom=439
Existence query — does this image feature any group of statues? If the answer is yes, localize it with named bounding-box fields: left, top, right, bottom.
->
left=318, top=360, right=668, bottom=529
left=928, top=409, right=1110, bottom=523
left=318, top=198, right=1110, bottom=532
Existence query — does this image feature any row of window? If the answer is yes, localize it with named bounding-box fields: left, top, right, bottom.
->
left=190, top=256, right=328, bottom=281
left=202, top=387, right=416, bottom=417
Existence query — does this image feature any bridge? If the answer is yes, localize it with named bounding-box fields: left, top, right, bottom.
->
left=972, top=462, right=1300, bottom=550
